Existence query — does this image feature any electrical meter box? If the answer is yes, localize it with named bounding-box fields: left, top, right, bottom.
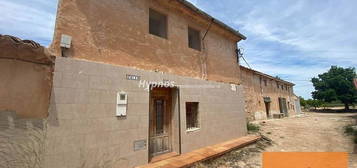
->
left=116, top=91, right=128, bottom=117
left=60, top=34, right=72, bottom=48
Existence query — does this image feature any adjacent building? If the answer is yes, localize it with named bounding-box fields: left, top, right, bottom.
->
left=240, top=66, right=300, bottom=121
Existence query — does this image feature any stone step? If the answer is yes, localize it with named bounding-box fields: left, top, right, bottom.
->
left=135, top=135, right=261, bottom=168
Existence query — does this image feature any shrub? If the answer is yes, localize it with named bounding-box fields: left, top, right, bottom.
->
left=344, top=126, right=354, bottom=135
left=247, top=123, right=260, bottom=132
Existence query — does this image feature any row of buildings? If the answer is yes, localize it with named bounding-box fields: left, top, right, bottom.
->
left=0, top=0, right=300, bottom=167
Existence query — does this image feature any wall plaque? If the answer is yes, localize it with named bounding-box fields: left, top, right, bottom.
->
left=134, top=140, right=147, bottom=151
left=126, top=74, right=141, bottom=81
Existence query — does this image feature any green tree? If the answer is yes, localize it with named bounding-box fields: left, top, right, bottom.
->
left=306, top=99, right=324, bottom=109
left=299, top=96, right=307, bottom=107
left=311, top=66, right=357, bottom=110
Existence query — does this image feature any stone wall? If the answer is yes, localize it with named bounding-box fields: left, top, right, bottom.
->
left=0, top=111, right=47, bottom=168
left=0, top=35, right=54, bottom=118
left=43, top=57, right=247, bottom=168
left=50, top=0, right=243, bottom=84
left=0, top=35, right=53, bottom=168
left=240, top=66, right=297, bottom=121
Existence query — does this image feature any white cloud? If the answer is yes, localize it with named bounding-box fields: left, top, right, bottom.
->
left=228, top=0, right=357, bottom=98
left=187, top=0, right=199, bottom=6
left=235, top=0, right=357, bottom=65
left=0, top=0, right=58, bottom=45
left=0, top=0, right=355, bottom=98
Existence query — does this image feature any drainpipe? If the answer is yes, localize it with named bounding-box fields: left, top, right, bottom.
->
left=200, top=18, right=214, bottom=79
left=202, top=18, right=214, bottom=41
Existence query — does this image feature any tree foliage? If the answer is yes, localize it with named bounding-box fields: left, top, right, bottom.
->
left=306, top=99, right=324, bottom=109
left=299, top=96, right=306, bottom=107
left=299, top=97, right=324, bottom=109
left=311, top=66, right=357, bottom=110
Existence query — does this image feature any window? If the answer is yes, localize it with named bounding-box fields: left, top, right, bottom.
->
left=188, top=27, right=201, bottom=51
left=288, top=102, right=290, bottom=109
left=155, top=99, right=164, bottom=134
left=186, top=102, right=199, bottom=130
left=264, top=79, right=267, bottom=86
left=120, top=94, right=126, bottom=100
left=149, top=9, right=167, bottom=38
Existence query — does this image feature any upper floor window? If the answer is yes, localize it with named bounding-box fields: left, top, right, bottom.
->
left=149, top=9, right=167, bottom=39
left=188, top=27, right=201, bottom=51
left=264, top=79, right=267, bottom=86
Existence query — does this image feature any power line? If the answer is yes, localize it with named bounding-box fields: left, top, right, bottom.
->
left=237, top=47, right=252, bottom=69
left=241, top=48, right=357, bottom=53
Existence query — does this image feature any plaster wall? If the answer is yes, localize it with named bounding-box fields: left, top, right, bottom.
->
left=240, top=67, right=297, bottom=121
left=43, top=57, right=247, bottom=168
left=50, top=0, right=243, bottom=84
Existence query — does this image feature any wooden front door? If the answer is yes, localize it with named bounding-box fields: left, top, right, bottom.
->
left=265, top=102, right=271, bottom=118
left=279, top=97, right=288, bottom=116
left=149, top=87, right=172, bottom=159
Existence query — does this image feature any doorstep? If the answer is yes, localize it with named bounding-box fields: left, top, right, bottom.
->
left=135, top=135, right=261, bottom=168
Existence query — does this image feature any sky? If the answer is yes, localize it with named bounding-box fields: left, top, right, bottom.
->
left=0, top=0, right=356, bottom=99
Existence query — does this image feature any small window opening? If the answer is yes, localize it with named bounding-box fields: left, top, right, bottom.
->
left=149, top=9, right=167, bottom=39
left=264, top=80, right=267, bottom=86
left=188, top=27, right=201, bottom=51
left=186, top=102, right=199, bottom=130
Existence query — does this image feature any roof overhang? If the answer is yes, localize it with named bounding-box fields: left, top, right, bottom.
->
left=177, top=0, right=247, bottom=40
left=240, top=66, right=295, bottom=86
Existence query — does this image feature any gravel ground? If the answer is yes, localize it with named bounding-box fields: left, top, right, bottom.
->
left=191, top=112, right=357, bottom=168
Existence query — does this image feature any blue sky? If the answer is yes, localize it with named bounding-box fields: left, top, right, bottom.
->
left=0, top=0, right=356, bottom=98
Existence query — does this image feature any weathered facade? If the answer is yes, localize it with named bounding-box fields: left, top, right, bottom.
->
left=0, top=0, right=301, bottom=167
left=241, top=66, right=300, bottom=121
left=0, top=35, right=55, bottom=118
left=43, top=57, right=246, bottom=168
left=240, top=66, right=299, bottom=121
left=50, top=0, right=245, bottom=84
left=0, top=35, right=53, bottom=168
left=44, top=0, right=247, bottom=167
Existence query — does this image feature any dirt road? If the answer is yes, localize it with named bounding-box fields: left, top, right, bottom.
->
left=256, top=112, right=357, bottom=167
left=192, top=112, right=357, bottom=168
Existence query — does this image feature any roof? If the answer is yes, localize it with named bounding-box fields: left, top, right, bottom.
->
left=177, top=0, right=247, bottom=40
left=240, top=66, right=295, bottom=86
left=0, top=34, right=54, bottom=65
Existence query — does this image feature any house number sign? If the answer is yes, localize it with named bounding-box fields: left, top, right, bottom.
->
left=126, top=74, right=141, bottom=81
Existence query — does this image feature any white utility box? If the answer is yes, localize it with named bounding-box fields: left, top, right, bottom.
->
left=116, top=91, right=128, bottom=117
left=230, top=84, right=237, bottom=91
left=116, top=92, right=128, bottom=117
left=60, top=34, right=72, bottom=48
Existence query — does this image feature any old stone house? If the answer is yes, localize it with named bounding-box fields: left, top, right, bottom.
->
left=240, top=66, right=300, bottom=121
left=47, top=0, right=247, bottom=167
left=0, top=0, right=300, bottom=168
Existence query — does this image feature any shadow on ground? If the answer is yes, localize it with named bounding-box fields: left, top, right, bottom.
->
left=309, top=109, right=357, bottom=113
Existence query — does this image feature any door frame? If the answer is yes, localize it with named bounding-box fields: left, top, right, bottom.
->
left=148, top=86, right=181, bottom=162
left=278, top=97, right=288, bottom=116
left=264, top=102, right=270, bottom=118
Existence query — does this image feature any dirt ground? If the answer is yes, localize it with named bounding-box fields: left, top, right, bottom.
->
left=191, top=112, right=357, bottom=168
